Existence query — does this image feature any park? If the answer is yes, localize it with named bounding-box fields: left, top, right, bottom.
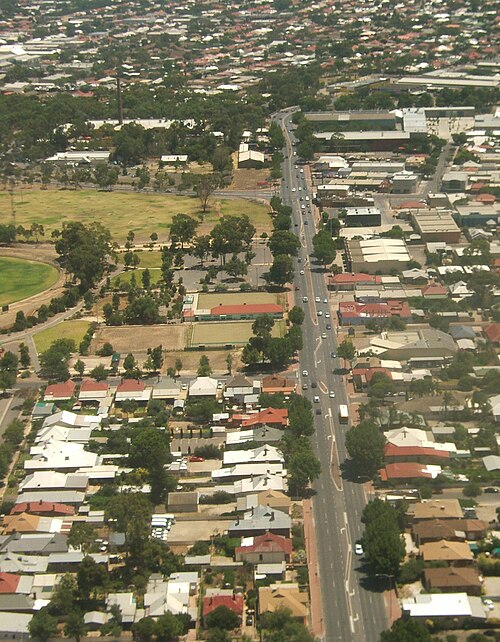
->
left=0, top=256, right=59, bottom=307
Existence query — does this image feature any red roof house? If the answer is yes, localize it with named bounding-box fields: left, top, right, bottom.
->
left=0, top=573, right=22, bottom=594
left=328, top=273, right=382, bottom=291
left=203, top=594, right=244, bottom=618
left=384, top=443, right=450, bottom=464
left=240, top=407, right=288, bottom=428
left=235, top=532, right=292, bottom=564
left=379, top=463, right=438, bottom=481
left=338, top=300, right=412, bottom=326
left=484, top=323, right=500, bottom=344
left=44, top=380, right=76, bottom=401
left=79, top=379, right=109, bottom=400
left=421, top=283, right=448, bottom=299
left=10, top=501, right=75, bottom=516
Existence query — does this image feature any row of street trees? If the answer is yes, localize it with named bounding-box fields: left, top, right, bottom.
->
left=242, top=310, right=303, bottom=371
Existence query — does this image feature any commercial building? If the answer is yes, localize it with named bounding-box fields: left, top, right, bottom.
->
left=413, top=210, right=461, bottom=243
left=338, top=300, right=412, bottom=326
left=453, top=204, right=499, bottom=227
left=368, top=328, right=457, bottom=363
left=345, top=238, right=411, bottom=274
left=314, top=130, right=411, bottom=152
left=344, top=207, right=381, bottom=227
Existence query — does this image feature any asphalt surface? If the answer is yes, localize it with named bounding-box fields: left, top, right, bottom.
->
left=275, top=109, right=387, bottom=642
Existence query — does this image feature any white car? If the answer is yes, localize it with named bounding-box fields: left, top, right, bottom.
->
left=300, top=270, right=305, bottom=275
left=321, top=333, right=327, bottom=339
left=325, top=312, right=331, bottom=318
left=302, top=370, right=308, bottom=376
left=483, top=599, right=494, bottom=610
left=298, top=187, right=302, bottom=191
left=313, top=396, right=320, bottom=403
left=305, top=196, right=310, bottom=201
left=303, top=296, right=308, bottom=303
left=329, top=391, right=335, bottom=398
left=291, top=187, right=296, bottom=192
left=323, top=298, right=328, bottom=304
left=315, top=297, right=321, bottom=303
left=355, top=543, right=364, bottom=555
left=317, top=310, right=323, bottom=316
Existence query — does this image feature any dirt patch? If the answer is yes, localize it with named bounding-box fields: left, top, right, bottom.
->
left=230, top=168, right=272, bottom=190
left=163, top=349, right=243, bottom=375
left=92, top=325, right=187, bottom=354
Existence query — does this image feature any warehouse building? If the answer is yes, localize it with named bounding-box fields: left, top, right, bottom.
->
left=413, top=210, right=461, bottom=244
left=345, top=238, right=411, bottom=274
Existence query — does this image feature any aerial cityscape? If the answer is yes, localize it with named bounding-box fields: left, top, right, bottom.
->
left=0, top=0, right=499, bottom=641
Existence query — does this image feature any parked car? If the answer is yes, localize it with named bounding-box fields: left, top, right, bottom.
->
left=188, top=456, right=205, bottom=462
left=484, top=487, right=499, bottom=493
left=355, top=543, right=364, bottom=555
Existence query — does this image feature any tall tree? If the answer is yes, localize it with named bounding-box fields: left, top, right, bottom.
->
left=106, top=492, right=153, bottom=559
left=28, top=608, right=58, bottom=642
left=345, top=421, right=386, bottom=476
left=169, top=214, right=199, bottom=249
left=312, top=229, right=336, bottom=267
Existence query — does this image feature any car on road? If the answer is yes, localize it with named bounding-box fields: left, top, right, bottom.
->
left=330, top=352, right=337, bottom=358
left=325, top=312, right=331, bottom=318
left=485, top=487, right=499, bottom=493
left=304, top=220, right=308, bottom=225
left=355, top=543, right=364, bottom=555
left=302, top=370, right=308, bottom=376
left=302, top=383, right=308, bottom=390
left=315, top=296, right=320, bottom=303
left=300, top=270, right=305, bottom=275
left=323, top=298, right=328, bottom=304
left=313, top=395, right=320, bottom=403
left=291, top=187, right=296, bottom=192
left=311, top=382, right=317, bottom=388
left=303, top=296, right=308, bottom=303
left=321, top=332, right=327, bottom=339
left=326, top=324, right=331, bottom=330
left=315, top=408, right=322, bottom=415
left=329, top=391, right=335, bottom=398
left=246, top=615, right=253, bottom=626
left=317, top=310, right=322, bottom=316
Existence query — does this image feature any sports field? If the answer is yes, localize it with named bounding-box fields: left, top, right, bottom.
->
left=0, top=257, right=59, bottom=306
left=189, top=320, right=282, bottom=347
left=33, top=320, right=90, bottom=354
left=111, top=269, right=163, bottom=287
left=2, top=189, right=271, bottom=242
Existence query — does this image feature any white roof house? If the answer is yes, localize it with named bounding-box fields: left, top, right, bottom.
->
left=402, top=593, right=487, bottom=620
left=19, top=471, right=88, bottom=492
left=384, top=427, right=456, bottom=454
left=188, top=377, right=218, bottom=397
left=24, top=440, right=100, bottom=472
left=106, top=593, right=137, bottom=625
left=233, top=472, right=287, bottom=496
left=223, top=445, right=284, bottom=466
left=488, top=394, right=500, bottom=422
left=212, top=463, right=285, bottom=482
left=35, top=425, right=92, bottom=445
left=43, top=411, right=101, bottom=429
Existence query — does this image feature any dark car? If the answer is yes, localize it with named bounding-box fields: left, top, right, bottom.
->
left=315, top=408, right=322, bottom=415
left=484, top=487, right=499, bottom=493
left=330, top=351, right=337, bottom=358
left=326, top=324, right=332, bottom=330
left=246, top=615, right=253, bottom=626
left=311, top=382, right=317, bottom=388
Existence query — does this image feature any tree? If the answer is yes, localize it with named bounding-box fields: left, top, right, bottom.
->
left=74, top=359, right=85, bottom=377
left=380, top=619, right=432, bottom=642
left=463, top=481, right=482, bottom=498
left=194, top=173, right=220, bottom=213
left=121, top=399, right=138, bottom=419
left=28, top=607, right=58, bottom=642
left=197, top=354, right=212, bottom=376
left=205, top=605, right=240, bottom=631
left=268, top=230, right=300, bottom=258
left=170, top=214, right=199, bottom=249
left=369, top=372, right=396, bottom=400
left=142, top=268, right=151, bottom=289
left=210, top=215, right=255, bottom=265
left=124, top=295, right=161, bottom=325
left=337, top=339, right=355, bottom=368
left=154, top=612, right=184, bottom=642
left=67, top=522, right=97, bottom=553
left=49, top=573, right=77, bottom=616
left=224, top=254, right=247, bottom=279
left=39, top=338, right=76, bottom=381
left=175, top=358, right=183, bottom=376
left=123, top=352, right=139, bottom=377
left=288, top=306, right=305, bottom=326
left=19, top=342, right=31, bottom=368
left=442, top=390, right=457, bottom=418
left=98, top=342, right=114, bottom=357
left=267, top=337, right=293, bottom=369
left=312, top=229, right=336, bottom=267
left=106, top=492, right=152, bottom=559
left=129, top=428, right=172, bottom=504
left=192, top=235, right=211, bottom=266
left=64, top=611, right=86, bottom=642
left=54, top=221, right=113, bottom=291
left=225, top=353, right=233, bottom=375
left=267, top=255, right=294, bottom=286
left=77, top=555, right=108, bottom=600
left=148, top=345, right=164, bottom=371
left=361, top=499, right=405, bottom=577
left=90, top=364, right=108, bottom=381
left=0, top=370, right=15, bottom=394
left=345, top=421, right=386, bottom=476
left=288, top=444, right=321, bottom=496
left=260, top=607, right=315, bottom=642
left=133, top=618, right=156, bottom=642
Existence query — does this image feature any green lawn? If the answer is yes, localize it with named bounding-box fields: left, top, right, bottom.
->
left=117, top=251, right=163, bottom=268
left=2, top=188, right=271, bottom=242
left=33, top=320, right=90, bottom=354
left=111, top=268, right=163, bottom=287
left=0, top=257, right=58, bottom=306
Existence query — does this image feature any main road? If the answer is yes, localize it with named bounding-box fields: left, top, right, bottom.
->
left=274, top=109, right=388, bottom=642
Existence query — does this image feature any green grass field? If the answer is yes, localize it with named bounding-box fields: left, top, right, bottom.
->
left=0, top=257, right=59, bottom=306
left=117, top=251, right=163, bottom=268
left=111, top=268, right=163, bottom=287
left=3, top=189, right=271, bottom=242
left=33, top=320, right=90, bottom=354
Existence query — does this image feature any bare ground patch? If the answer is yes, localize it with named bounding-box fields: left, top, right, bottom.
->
left=162, top=348, right=243, bottom=375
left=91, top=324, right=187, bottom=354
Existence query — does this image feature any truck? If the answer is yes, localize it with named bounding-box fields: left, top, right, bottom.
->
left=339, top=404, right=349, bottom=424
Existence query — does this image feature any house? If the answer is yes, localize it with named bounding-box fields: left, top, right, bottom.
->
left=258, top=584, right=308, bottom=623
left=106, top=593, right=137, bottom=626
left=423, top=568, right=482, bottom=596
left=235, top=532, right=292, bottom=564
left=232, top=472, right=288, bottom=496
left=383, top=443, right=450, bottom=464
left=167, top=492, right=199, bottom=514
left=401, top=269, right=429, bottom=285
left=31, top=402, right=55, bottom=420
left=44, top=380, right=76, bottom=402
left=203, top=592, right=244, bottom=620
left=379, top=463, right=442, bottom=482
left=408, top=499, right=463, bottom=522
left=384, top=427, right=456, bottom=455
left=185, top=302, right=283, bottom=322
left=0, top=533, right=68, bottom=557
left=338, top=300, right=412, bottom=326
left=484, top=323, right=500, bottom=344
left=0, top=594, right=35, bottom=613
left=152, top=377, right=181, bottom=401
left=256, top=489, right=291, bottom=515
left=0, top=553, right=48, bottom=575
left=24, top=441, right=100, bottom=472
left=78, top=379, right=109, bottom=402
left=212, top=463, right=285, bottom=482
left=368, top=328, right=457, bottom=364
left=228, top=505, right=291, bottom=538
left=10, top=502, right=75, bottom=517
left=115, top=379, right=151, bottom=403
left=224, top=375, right=258, bottom=401
left=413, top=519, right=488, bottom=545
left=419, top=539, right=474, bottom=565
left=0, top=613, right=32, bottom=640
left=421, top=283, right=448, bottom=299
left=188, top=377, right=218, bottom=398
left=328, top=273, right=382, bottom=291
left=488, top=395, right=500, bottom=422
left=144, top=572, right=196, bottom=620
left=0, top=574, right=33, bottom=595
left=161, top=154, right=188, bottom=164
left=2, top=512, right=64, bottom=535
left=223, top=445, right=284, bottom=467
left=261, top=374, right=296, bottom=395
left=239, top=408, right=288, bottom=428
left=401, top=593, right=487, bottom=623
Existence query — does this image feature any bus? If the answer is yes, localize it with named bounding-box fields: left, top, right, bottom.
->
left=339, top=404, right=349, bottom=424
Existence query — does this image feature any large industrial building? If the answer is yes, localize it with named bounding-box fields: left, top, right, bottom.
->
left=412, top=210, right=461, bottom=244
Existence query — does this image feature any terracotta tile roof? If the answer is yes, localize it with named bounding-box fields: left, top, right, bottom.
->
left=235, top=532, right=292, bottom=556
left=420, top=539, right=474, bottom=562
left=203, top=594, right=244, bottom=617
left=11, top=501, right=75, bottom=516
left=44, top=380, right=76, bottom=399
left=384, top=444, right=450, bottom=459
left=379, top=463, right=435, bottom=481
left=0, top=573, right=21, bottom=594
left=80, top=379, right=109, bottom=392
left=424, top=567, right=481, bottom=590
left=116, top=379, right=145, bottom=393
left=484, top=323, right=500, bottom=344
left=241, top=408, right=288, bottom=427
